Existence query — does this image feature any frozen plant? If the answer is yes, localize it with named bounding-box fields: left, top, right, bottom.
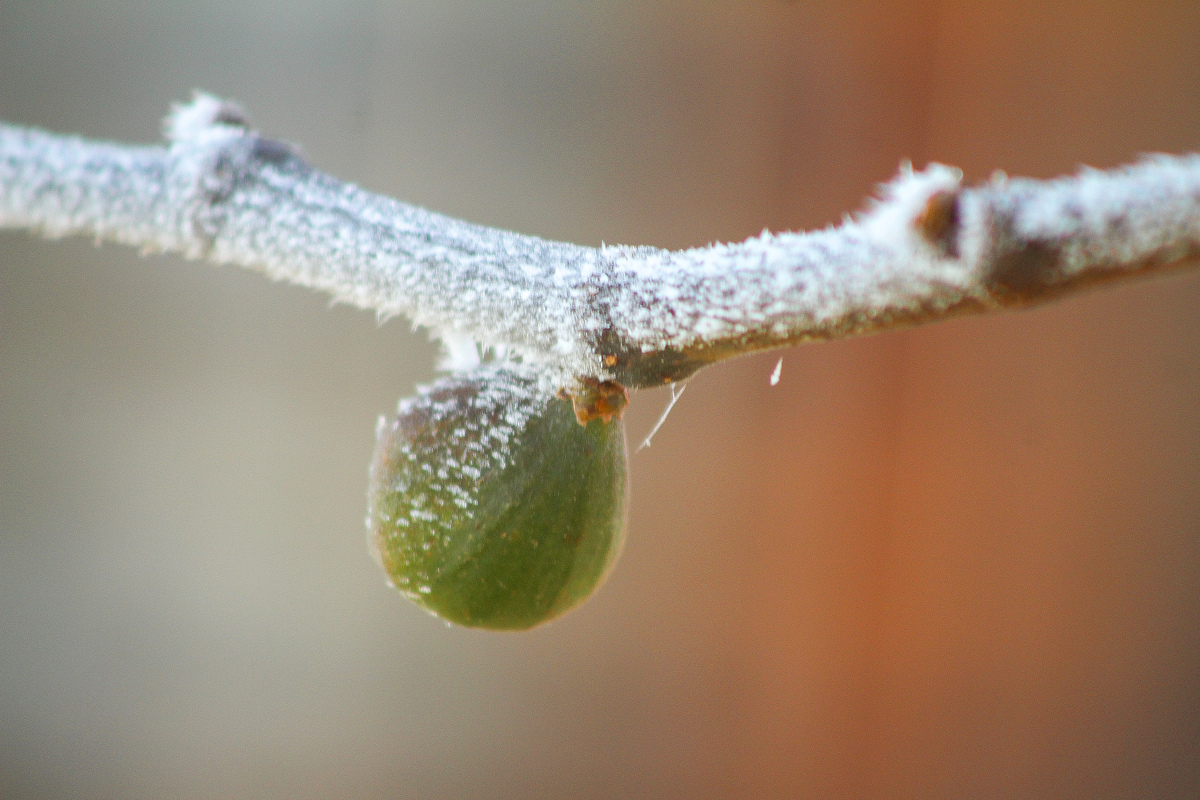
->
left=4, top=94, right=1199, bottom=628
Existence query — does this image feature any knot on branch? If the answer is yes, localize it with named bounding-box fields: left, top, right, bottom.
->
left=164, top=92, right=299, bottom=258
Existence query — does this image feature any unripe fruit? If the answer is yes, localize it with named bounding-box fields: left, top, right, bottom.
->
left=368, top=364, right=628, bottom=630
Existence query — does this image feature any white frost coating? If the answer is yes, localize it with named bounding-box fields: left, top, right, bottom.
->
left=164, top=93, right=249, bottom=143
left=366, top=362, right=554, bottom=573
left=860, top=161, right=962, bottom=242
left=437, top=330, right=482, bottom=372
left=4, top=94, right=1200, bottom=390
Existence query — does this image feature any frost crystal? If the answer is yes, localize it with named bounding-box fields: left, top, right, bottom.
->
left=367, top=363, right=552, bottom=576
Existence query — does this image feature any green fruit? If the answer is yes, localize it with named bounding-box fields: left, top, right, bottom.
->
left=368, top=364, right=628, bottom=630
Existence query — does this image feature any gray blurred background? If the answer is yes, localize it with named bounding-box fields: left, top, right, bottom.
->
left=2, top=2, right=1199, bottom=798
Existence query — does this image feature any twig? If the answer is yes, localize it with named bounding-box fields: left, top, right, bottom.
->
left=3, top=93, right=1199, bottom=391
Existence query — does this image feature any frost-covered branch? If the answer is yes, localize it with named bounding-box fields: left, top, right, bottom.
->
left=4, top=94, right=1200, bottom=390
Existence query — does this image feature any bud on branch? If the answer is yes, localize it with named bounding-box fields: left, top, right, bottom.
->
left=6, top=94, right=1200, bottom=628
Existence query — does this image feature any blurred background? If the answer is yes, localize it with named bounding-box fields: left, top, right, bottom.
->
left=2, top=1, right=1199, bottom=798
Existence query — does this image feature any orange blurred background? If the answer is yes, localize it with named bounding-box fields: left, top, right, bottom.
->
left=1, top=2, right=1198, bottom=798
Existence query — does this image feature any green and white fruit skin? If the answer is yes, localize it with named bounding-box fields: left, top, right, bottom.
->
left=368, top=364, right=628, bottom=630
